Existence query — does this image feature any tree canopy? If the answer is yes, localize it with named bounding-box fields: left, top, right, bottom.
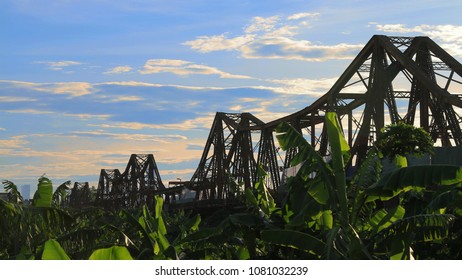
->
left=376, top=122, right=434, bottom=160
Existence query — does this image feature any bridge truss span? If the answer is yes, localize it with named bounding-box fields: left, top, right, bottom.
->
left=93, top=35, right=462, bottom=210
left=187, top=35, right=462, bottom=199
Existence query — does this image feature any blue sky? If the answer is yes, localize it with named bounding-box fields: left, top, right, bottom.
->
left=2, top=0, right=462, bottom=194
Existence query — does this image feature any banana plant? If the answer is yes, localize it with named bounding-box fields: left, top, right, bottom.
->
left=41, top=238, right=133, bottom=260
left=272, top=112, right=461, bottom=259
left=2, top=180, right=23, bottom=204
left=0, top=177, right=78, bottom=259
left=52, top=180, right=71, bottom=207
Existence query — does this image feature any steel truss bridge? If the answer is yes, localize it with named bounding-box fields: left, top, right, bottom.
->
left=74, top=35, right=462, bottom=210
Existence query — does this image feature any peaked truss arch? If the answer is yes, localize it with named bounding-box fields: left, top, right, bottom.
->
left=67, top=182, right=92, bottom=209
left=95, top=154, right=165, bottom=209
left=188, top=35, right=462, bottom=203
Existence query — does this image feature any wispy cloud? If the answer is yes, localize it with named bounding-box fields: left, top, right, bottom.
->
left=2, top=108, right=111, bottom=121
left=104, top=65, right=133, bottom=74
left=109, top=96, right=144, bottom=102
left=1, top=80, right=94, bottom=97
left=63, top=113, right=112, bottom=120
left=0, top=96, right=38, bottom=102
left=47, top=82, right=94, bottom=96
left=70, top=131, right=188, bottom=143
left=99, top=81, right=227, bottom=91
left=34, top=60, right=82, bottom=71
left=1, top=130, right=205, bottom=184
left=184, top=12, right=362, bottom=61
left=2, top=109, right=55, bottom=115
left=287, top=12, right=320, bottom=21
left=244, top=15, right=281, bottom=33
left=371, top=23, right=462, bottom=57
left=139, top=59, right=252, bottom=79
left=0, top=136, right=28, bottom=150
left=265, top=77, right=337, bottom=96
left=90, top=114, right=214, bottom=131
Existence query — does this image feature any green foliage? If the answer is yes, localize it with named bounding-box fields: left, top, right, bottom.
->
left=89, top=246, right=133, bottom=260
left=2, top=180, right=23, bottom=204
left=274, top=113, right=462, bottom=259
left=376, top=122, right=434, bottom=160
left=367, top=165, right=462, bottom=200
left=261, top=229, right=325, bottom=257
left=246, top=166, right=276, bottom=217
left=42, top=239, right=70, bottom=260
left=52, top=181, right=71, bottom=207
left=33, top=176, right=53, bottom=207
left=325, top=111, right=350, bottom=226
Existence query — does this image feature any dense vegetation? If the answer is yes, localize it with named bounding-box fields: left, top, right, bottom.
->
left=2, top=113, right=462, bottom=260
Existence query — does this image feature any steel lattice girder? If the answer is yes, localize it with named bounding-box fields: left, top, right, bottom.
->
left=188, top=35, right=462, bottom=198
left=95, top=154, right=165, bottom=209
left=262, top=35, right=462, bottom=166
left=188, top=112, right=281, bottom=200
left=92, top=35, right=462, bottom=210
left=67, top=182, right=92, bottom=208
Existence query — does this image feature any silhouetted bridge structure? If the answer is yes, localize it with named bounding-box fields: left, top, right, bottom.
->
left=75, top=35, right=462, bottom=211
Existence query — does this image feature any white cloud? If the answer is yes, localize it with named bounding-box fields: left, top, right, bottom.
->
left=266, top=77, right=337, bottom=96
left=249, top=77, right=338, bottom=97
left=139, top=59, right=251, bottom=79
left=373, top=23, right=462, bottom=57
left=184, top=12, right=363, bottom=61
left=34, top=60, right=82, bottom=71
left=287, top=12, right=320, bottom=21
left=183, top=34, right=254, bottom=53
left=104, top=65, right=133, bottom=74
left=48, top=82, right=93, bottom=96
left=244, top=16, right=280, bottom=33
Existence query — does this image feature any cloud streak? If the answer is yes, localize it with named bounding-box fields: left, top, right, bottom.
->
left=139, top=59, right=251, bottom=79
left=34, top=60, right=82, bottom=71
left=1, top=80, right=94, bottom=97
left=104, top=65, right=133, bottom=74
left=265, top=77, right=337, bottom=96
left=0, top=96, right=38, bottom=102
left=0, top=136, right=28, bottom=151
left=90, top=113, right=215, bottom=131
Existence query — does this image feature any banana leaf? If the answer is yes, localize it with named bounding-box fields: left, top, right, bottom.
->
left=261, top=229, right=326, bottom=257
left=366, top=165, right=462, bottom=201
left=325, top=112, right=350, bottom=225
left=33, top=177, right=53, bottom=207
left=373, top=213, right=455, bottom=247
left=2, top=180, right=23, bottom=204
left=89, top=246, right=133, bottom=260
left=42, top=239, right=70, bottom=260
